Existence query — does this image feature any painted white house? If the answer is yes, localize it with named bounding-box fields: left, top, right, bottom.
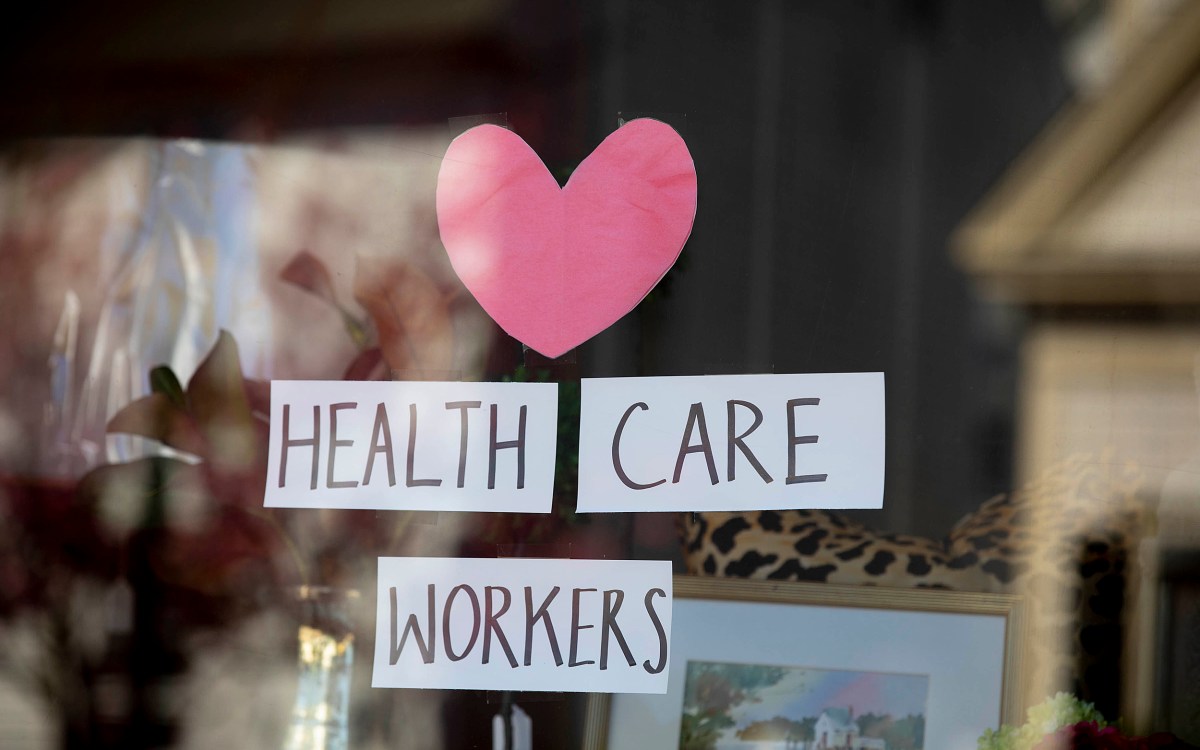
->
left=812, top=707, right=887, bottom=750
left=814, top=707, right=855, bottom=749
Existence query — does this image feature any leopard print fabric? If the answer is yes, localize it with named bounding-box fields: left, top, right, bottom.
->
left=681, top=508, right=994, bottom=589
left=679, top=455, right=1147, bottom=718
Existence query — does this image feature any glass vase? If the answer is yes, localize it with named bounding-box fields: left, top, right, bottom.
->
left=282, top=586, right=359, bottom=750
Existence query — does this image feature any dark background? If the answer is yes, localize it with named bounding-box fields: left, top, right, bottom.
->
left=580, top=0, right=1068, bottom=540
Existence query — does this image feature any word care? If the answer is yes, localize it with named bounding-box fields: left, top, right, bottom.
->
left=373, top=557, right=673, bottom=693
left=577, top=372, right=885, bottom=512
left=265, top=381, right=558, bottom=513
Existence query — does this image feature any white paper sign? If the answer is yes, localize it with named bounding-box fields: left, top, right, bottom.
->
left=373, top=557, right=673, bottom=693
left=265, top=380, right=558, bottom=513
left=577, top=373, right=884, bottom=512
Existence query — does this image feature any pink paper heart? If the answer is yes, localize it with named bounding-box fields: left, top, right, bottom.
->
left=436, top=119, right=697, bottom=358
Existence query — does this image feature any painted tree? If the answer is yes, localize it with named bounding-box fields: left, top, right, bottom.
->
left=678, top=663, right=788, bottom=750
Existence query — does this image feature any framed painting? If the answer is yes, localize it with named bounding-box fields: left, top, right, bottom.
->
left=583, top=575, right=1026, bottom=750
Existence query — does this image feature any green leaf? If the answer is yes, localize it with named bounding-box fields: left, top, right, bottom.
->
left=149, top=365, right=186, bottom=409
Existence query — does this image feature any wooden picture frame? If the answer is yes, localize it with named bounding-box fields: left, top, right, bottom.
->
left=583, top=575, right=1026, bottom=750
left=951, top=2, right=1200, bottom=304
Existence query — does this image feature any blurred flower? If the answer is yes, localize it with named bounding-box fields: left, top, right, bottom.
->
left=979, top=693, right=1195, bottom=750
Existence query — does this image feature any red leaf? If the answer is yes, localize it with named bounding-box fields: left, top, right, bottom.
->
left=280, top=251, right=340, bottom=308
left=352, top=256, right=455, bottom=378
left=186, top=331, right=257, bottom=474
left=342, top=347, right=389, bottom=381
left=107, top=392, right=208, bottom=456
